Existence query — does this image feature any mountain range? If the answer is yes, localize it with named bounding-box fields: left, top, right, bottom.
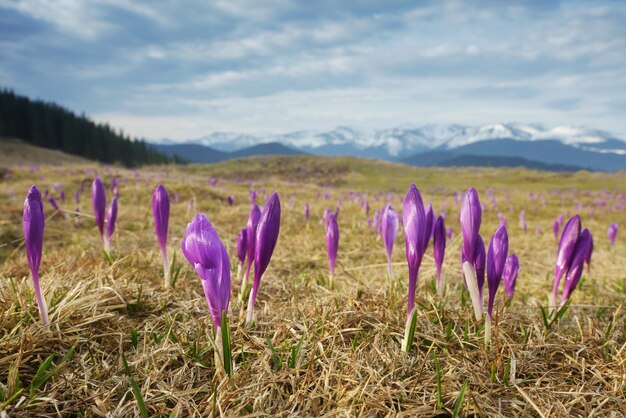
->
left=152, top=123, right=626, bottom=171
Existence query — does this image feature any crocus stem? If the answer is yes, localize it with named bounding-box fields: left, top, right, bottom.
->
left=547, top=292, right=556, bottom=315
left=32, top=271, right=50, bottom=329
left=239, top=262, right=251, bottom=302
left=161, top=247, right=170, bottom=289
left=387, top=256, right=394, bottom=285
left=329, top=274, right=334, bottom=290
left=103, top=235, right=111, bottom=254
left=484, top=313, right=492, bottom=346
left=245, top=287, right=257, bottom=327
left=236, top=263, right=243, bottom=284
left=214, top=326, right=224, bottom=374
left=401, top=307, right=418, bottom=353
left=436, top=270, right=443, bottom=296
left=462, top=262, right=483, bottom=321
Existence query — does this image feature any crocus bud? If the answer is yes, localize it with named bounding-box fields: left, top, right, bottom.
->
left=608, top=223, right=618, bottom=246
left=552, top=215, right=581, bottom=298
left=152, top=184, right=170, bottom=287
left=561, top=229, right=592, bottom=305
left=23, top=185, right=49, bottom=328
left=552, top=220, right=560, bottom=239
left=227, top=195, right=235, bottom=206
left=485, top=225, right=508, bottom=344
left=402, top=184, right=426, bottom=316
left=381, top=204, right=399, bottom=282
left=304, top=203, right=310, bottom=221
left=460, top=188, right=482, bottom=267
left=247, top=192, right=281, bottom=326
left=240, top=204, right=261, bottom=301
left=423, top=204, right=434, bottom=252
left=237, top=227, right=247, bottom=266
left=181, top=213, right=231, bottom=330
left=48, top=196, right=61, bottom=212
left=475, top=235, right=486, bottom=299
left=326, top=214, right=339, bottom=287
left=487, top=225, right=508, bottom=316
left=433, top=215, right=446, bottom=295
left=503, top=254, right=519, bottom=300
left=585, top=233, right=593, bottom=272
left=106, top=197, right=118, bottom=246
left=92, top=176, right=106, bottom=241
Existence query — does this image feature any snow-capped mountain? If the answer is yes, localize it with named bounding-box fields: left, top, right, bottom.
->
left=182, top=123, right=626, bottom=159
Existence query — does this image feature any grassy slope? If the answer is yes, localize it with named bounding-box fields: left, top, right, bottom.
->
left=0, top=138, right=87, bottom=168
left=0, top=156, right=625, bottom=416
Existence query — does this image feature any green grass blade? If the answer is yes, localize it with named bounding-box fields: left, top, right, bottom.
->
left=29, top=354, right=55, bottom=397
left=266, top=337, right=282, bottom=371
left=121, top=353, right=149, bottom=418
left=221, top=311, right=232, bottom=376
left=452, top=381, right=468, bottom=418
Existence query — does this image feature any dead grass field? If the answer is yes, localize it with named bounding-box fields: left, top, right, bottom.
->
left=0, top=156, right=625, bottom=417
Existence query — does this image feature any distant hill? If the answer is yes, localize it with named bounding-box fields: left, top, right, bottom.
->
left=401, top=150, right=584, bottom=171
left=153, top=141, right=307, bottom=163
left=0, top=88, right=171, bottom=166
left=410, top=139, right=626, bottom=172
left=0, top=137, right=88, bottom=168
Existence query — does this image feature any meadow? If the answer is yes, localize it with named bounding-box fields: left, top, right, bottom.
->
left=1, top=155, right=625, bottom=417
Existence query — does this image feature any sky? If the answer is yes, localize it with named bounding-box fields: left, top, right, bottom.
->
left=1, top=0, right=626, bottom=141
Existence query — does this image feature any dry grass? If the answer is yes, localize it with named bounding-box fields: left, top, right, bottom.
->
left=0, top=139, right=87, bottom=168
left=0, top=157, right=625, bottom=417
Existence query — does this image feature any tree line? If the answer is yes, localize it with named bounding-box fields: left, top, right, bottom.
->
left=0, top=88, right=179, bottom=166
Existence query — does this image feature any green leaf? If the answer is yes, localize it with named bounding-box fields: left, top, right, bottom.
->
left=29, top=354, right=55, bottom=397
left=288, top=335, right=305, bottom=369
left=266, top=337, right=282, bottom=371
left=121, top=353, right=149, bottom=418
left=402, top=308, right=418, bottom=353
left=452, top=381, right=468, bottom=418
left=221, top=311, right=232, bottom=376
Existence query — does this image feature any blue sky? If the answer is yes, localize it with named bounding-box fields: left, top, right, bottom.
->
left=1, top=0, right=625, bottom=141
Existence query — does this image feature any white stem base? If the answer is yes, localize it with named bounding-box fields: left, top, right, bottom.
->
left=484, top=314, right=492, bottom=346
left=462, top=262, right=483, bottom=321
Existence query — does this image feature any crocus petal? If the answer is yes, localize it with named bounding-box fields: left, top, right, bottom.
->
left=503, top=254, right=519, bottom=299
left=326, top=214, right=339, bottom=277
left=236, top=227, right=247, bottom=264
left=561, top=229, right=592, bottom=304
left=152, top=184, right=170, bottom=251
left=402, top=184, right=426, bottom=315
left=460, top=188, right=482, bottom=267
left=92, top=176, right=106, bottom=238
left=381, top=204, right=399, bottom=261
left=553, top=215, right=581, bottom=297
left=487, top=225, right=509, bottom=317
left=253, top=192, right=281, bottom=284
left=106, top=197, right=118, bottom=239
left=433, top=215, right=446, bottom=289
left=24, top=185, right=45, bottom=278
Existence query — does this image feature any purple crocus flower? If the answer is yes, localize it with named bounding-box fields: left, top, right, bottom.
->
left=326, top=213, right=339, bottom=288
left=92, top=176, right=106, bottom=243
left=381, top=204, right=398, bottom=282
left=460, top=188, right=482, bottom=267
left=152, top=184, right=171, bottom=287
left=304, top=203, right=310, bottom=221
left=503, top=254, right=519, bottom=301
left=552, top=215, right=581, bottom=299
left=433, top=215, right=446, bottom=295
left=227, top=195, right=235, bottom=206
left=181, top=213, right=231, bottom=330
left=240, top=204, right=261, bottom=301
left=485, top=225, right=508, bottom=343
left=322, top=207, right=331, bottom=226
left=446, top=227, right=453, bottom=240
left=236, top=227, right=247, bottom=285
left=48, top=196, right=61, bottom=213
left=402, top=184, right=426, bottom=317
left=23, top=186, right=49, bottom=328
left=475, top=235, right=486, bottom=299
left=60, top=190, right=66, bottom=203
left=608, top=223, right=618, bottom=246
left=105, top=197, right=118, bottom=252
left=552, top=220, right=560, bottom=240
left=585, top=233, right=593, bottom=272
left=424, top=204, right=434, bottom=252
left=246, top=192, right=281, bottom=326
left=561, top=229, right=592, bottom=305
left=237, top=227, right=247, bottom=267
